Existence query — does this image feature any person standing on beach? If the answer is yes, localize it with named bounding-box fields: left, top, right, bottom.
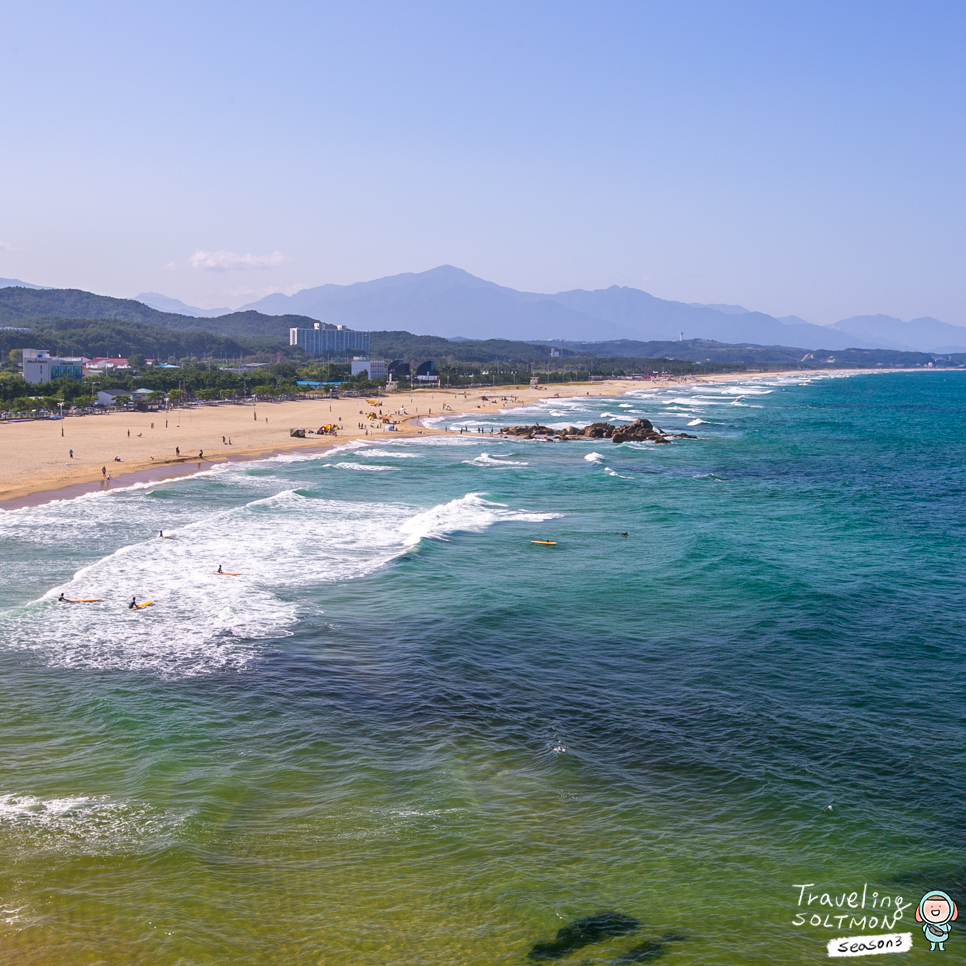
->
left=199, top=449, right=204, bottom=459
left=101, top=466, right=106, bottom=476
left=69, top=449, right=73, bottom=458
left=176, top=446, right=180, bottom=456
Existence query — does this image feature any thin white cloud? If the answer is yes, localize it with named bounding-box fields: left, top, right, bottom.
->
left=0, top=241, right=16, bottom=251
left=162, top=261, right=177, bottom=271
left=189, top=249, right=290, bottom=271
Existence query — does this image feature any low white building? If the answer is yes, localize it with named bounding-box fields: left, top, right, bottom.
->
left=350, top=358, right=387, bottom=380
left=96, top=389, right=131, bottom=406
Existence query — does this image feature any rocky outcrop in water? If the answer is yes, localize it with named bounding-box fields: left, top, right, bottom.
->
left=502, top=419, right=697, bottom=444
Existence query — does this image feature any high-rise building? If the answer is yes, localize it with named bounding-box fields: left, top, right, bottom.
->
left=289, top=322, right=369, bottom=357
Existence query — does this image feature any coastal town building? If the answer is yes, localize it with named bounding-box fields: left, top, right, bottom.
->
left=414, top=360, right=439, bottom=384
left=350, top=358, right=387, bottom=380
left=22, top=349, right=84, bottom=383
left=289, top=322, right=369, bottom=357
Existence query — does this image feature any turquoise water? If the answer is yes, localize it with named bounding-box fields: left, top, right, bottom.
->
left=0, top=372, right=963, bottom=964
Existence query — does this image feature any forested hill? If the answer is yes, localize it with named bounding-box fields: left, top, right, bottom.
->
left=0, top=318, right=262, bottom=362
left=0, top=287, right=320, bottom=339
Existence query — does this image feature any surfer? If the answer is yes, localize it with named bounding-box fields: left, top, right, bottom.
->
left=217, top=565, right=223, bottom=574
left=159, top=529, right=164, bottom=538
left=128, top=596, right=137, bottom=610
left=58, top=593, right=66, bottom=602
left=614, top=531, right=629, bottom=537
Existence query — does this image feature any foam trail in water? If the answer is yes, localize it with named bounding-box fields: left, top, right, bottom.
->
left=463, top=453, right=529, bottom=467
left=328, top=461, right=399, bottom=472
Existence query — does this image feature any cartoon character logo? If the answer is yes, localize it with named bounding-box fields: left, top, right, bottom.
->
left=916, top=890, right=958, bottom=952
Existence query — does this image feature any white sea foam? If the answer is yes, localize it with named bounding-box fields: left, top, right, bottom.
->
left=398, top=493, right=559, bottom=545
left=0, top=489, right=560, bottom=677
left=329, top=461, right=399, bottom=472
left=0, top=793, right=185, bottom=854
left=584, top=452, right=604, bottom=462
left=354, top=449, right=420, bottom=459
left=688, top=418, right=706, bottom=426
left=463, top=453, right=529, bottom=467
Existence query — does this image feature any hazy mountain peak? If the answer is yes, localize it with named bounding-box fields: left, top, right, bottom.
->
left=235, top=266, right=881, bottom=349
left=689, top=302, right=751, bottom=315
left=829, top=313, right=966, bottom=352
left=0, top=277, right=48, bottom=290
left=136, top=292, right=231, bottom=318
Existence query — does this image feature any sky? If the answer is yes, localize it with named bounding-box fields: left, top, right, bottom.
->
left=1, top=0, right=965, bottom=323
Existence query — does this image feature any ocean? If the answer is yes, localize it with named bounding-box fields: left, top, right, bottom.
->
left=0, top=371, right=963, bottom=964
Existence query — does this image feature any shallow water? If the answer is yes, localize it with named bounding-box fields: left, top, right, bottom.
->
left=0, top=372, right=963, bottom=964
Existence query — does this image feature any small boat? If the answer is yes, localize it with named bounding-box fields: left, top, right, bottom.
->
left=531, top=540, right=557, bottom=546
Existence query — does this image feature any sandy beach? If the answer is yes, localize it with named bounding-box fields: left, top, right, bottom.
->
left=0, top=372, right=813, bottom=507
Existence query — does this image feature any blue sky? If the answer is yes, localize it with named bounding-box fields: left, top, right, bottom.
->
left=1, top=0, right=964, bottom=322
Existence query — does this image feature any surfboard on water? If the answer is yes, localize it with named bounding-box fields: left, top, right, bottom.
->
left=213, top=572, right=242, bottom=576
left=531, top=540, right=557, bottom=545
left=61, top=598, right=103, bottom=603
left=133, top=600, right=154, bottom=609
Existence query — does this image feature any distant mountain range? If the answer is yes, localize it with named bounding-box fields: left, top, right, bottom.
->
left=3, top=267, right=966, bottom=352
left=0, top=277, right=47, bottom=290
left=239, top=266, right=966, bottom=353
left=135, top=292, right=231, bottom=318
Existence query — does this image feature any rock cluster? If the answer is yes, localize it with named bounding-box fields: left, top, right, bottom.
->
left=502, top=418, right=696, bottom=444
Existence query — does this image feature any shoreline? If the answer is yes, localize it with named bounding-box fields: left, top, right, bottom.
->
left=0, top=370, right=859, bottom=509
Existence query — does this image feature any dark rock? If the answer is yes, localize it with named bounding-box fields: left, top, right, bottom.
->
left=528, top=912, right=640, bottom=960
left=582, top=421, right=617, bottom=439
left=502, top=424, right=563, bottom=438
left=611, top=419, right=668, bottom=444
left=503, top=418, right=690, bottom=444
left=614, top=940, right=664, bottom=963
